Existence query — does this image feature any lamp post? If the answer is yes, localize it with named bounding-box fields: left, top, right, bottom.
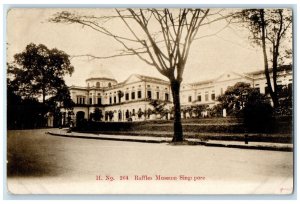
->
left=242, top=91, right=249, bottom=144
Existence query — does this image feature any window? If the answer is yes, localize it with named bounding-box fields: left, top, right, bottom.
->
left=197, top=95, right=201, bottom=102
left=109, top=97, right=112, bottom=104
left=131, top=92, right=135, bottom=100
left=96, top=82, right=100, bottom=88
left=147, top=91, right=152, bottom=99
left=156, top=92, right=160, bottom=100
left=125, top=93, right=129, bottom=100
left=188, top=96, right=192, bottom=102
left=89, top=98, right=92, bottom=105
left=97, top=97, right=102, bottom=105
left=138, top=91, right=142, bottom=99
left=165, top=93, right=169, bottom=101
left=82, top=98, right=85, bottom=104
left=108, top=82, right=112, bottom=87
left=205, top=93, right=209, bottom=101
left=114, top=96, right=117, bottom=103
left=211, top=93, right=215, bottom=100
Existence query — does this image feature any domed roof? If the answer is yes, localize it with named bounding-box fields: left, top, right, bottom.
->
left=86, top=64, right=116, bottom=81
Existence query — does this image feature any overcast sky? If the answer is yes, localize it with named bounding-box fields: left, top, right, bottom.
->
left=7, top=8, right=270, bottom=86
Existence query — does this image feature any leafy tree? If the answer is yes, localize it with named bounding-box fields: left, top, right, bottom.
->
left=276, top=84, right=292, bottom=115
left=46, top=85, right=74, bottom=110
left=216, top=82, right=268, bottom=116
left=93, top=108, right=103, bottom=121
left=192, top=104, right=209, bottom=118
left=243, top=90, right=273, bottom=132
left=50, top=9, right=228, bottom=142
left=217, top=82, right=273, bottom=131
left=7, top=43, right=74, bottom=128
left=209, top=104, right=223, bottom=117
left=108, top=111, right=114, bottom=121
left=8, top=43, right=74, bottom=104
left=149, top=99, right=168, bottom=118
left=234, top=9, right=292, bottom=108
left=117, top=90, right=124, bottom=103
left=146, top=108, right=153, bottom=119
left=137, top=108, right=144, bottom=119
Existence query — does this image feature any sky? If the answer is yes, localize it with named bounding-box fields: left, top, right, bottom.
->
left=7, top=8, right=269, bottom=87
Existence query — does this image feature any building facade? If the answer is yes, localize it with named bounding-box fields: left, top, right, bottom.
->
left=63, top=65, right=292, bottom=123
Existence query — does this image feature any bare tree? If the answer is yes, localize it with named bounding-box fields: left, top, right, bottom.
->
left=234, top=9, right=292, bottom=108
left=50, top=8, right=227, bottom=142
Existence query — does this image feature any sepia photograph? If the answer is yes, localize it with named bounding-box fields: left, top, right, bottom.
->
left=6, top=7, right=294, bottom=195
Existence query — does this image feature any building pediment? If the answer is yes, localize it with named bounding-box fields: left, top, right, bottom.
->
left=123, top=74, right=143, bottom=85
left=214, top=72, right=252, bottom=83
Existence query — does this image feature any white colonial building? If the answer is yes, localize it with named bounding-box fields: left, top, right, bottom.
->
left=63, top=65, right=292, bottom=123
left=67, top=68, right=172, bottom=123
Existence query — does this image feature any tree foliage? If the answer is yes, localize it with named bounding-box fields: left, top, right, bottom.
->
left=216, top=82, right=273, bottom=132
left=149, top=99, right=169, bottom=117
left=8, top=43, right=74, bottom=103
left=217, top=82, right=269, bottom=116
left=92, top=108, right=103, bottom=121
left=7, top=43, right=75, bottom=129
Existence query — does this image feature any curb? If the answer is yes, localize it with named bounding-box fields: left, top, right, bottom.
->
left=204, top=142, right=293, bottom=152
left=47, top=132, right=169, bottom=144
left=46, top=132, right=293, bottom=152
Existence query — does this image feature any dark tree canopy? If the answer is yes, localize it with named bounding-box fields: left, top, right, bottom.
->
left=217, top=82, right=269, bottom=116
left=8, top=43, right=74, bottom=103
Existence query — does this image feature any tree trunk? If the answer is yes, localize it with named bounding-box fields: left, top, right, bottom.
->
left=260, top=9, right=279, bottom=108
left=42, top=87, right=46, bottom=104
left=170, top=79, right=184, bottom=142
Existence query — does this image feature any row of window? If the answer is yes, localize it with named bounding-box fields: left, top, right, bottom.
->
left=76, top=96, right=86, bottom=104
left=77, top=91, right=170, bottom=105
left=187, top=93, right=215, bottom=103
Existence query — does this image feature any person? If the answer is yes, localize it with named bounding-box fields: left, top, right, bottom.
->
left=67, top=120, right=73, bottom=133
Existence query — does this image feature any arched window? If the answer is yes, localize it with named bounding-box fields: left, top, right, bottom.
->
left=108, top=82, right=112, bottom=87
left=96, top=82, right=100, bottom=88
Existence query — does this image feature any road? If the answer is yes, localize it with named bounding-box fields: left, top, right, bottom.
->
left=7, top=129, right=293, bottom=194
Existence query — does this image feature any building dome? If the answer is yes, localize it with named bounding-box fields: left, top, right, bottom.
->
left=86, top=64, right=117, bottom=88
left=87, top=67, right=116, bottom=81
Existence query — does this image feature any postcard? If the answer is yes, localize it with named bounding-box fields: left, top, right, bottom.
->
left=6, top=7, right=293, bottom=194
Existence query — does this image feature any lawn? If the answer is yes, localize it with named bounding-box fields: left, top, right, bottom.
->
left=75, top=117, right=292, bottom=143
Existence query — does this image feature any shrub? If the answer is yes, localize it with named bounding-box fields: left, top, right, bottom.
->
left=243, top=102, right=274, bottom=133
